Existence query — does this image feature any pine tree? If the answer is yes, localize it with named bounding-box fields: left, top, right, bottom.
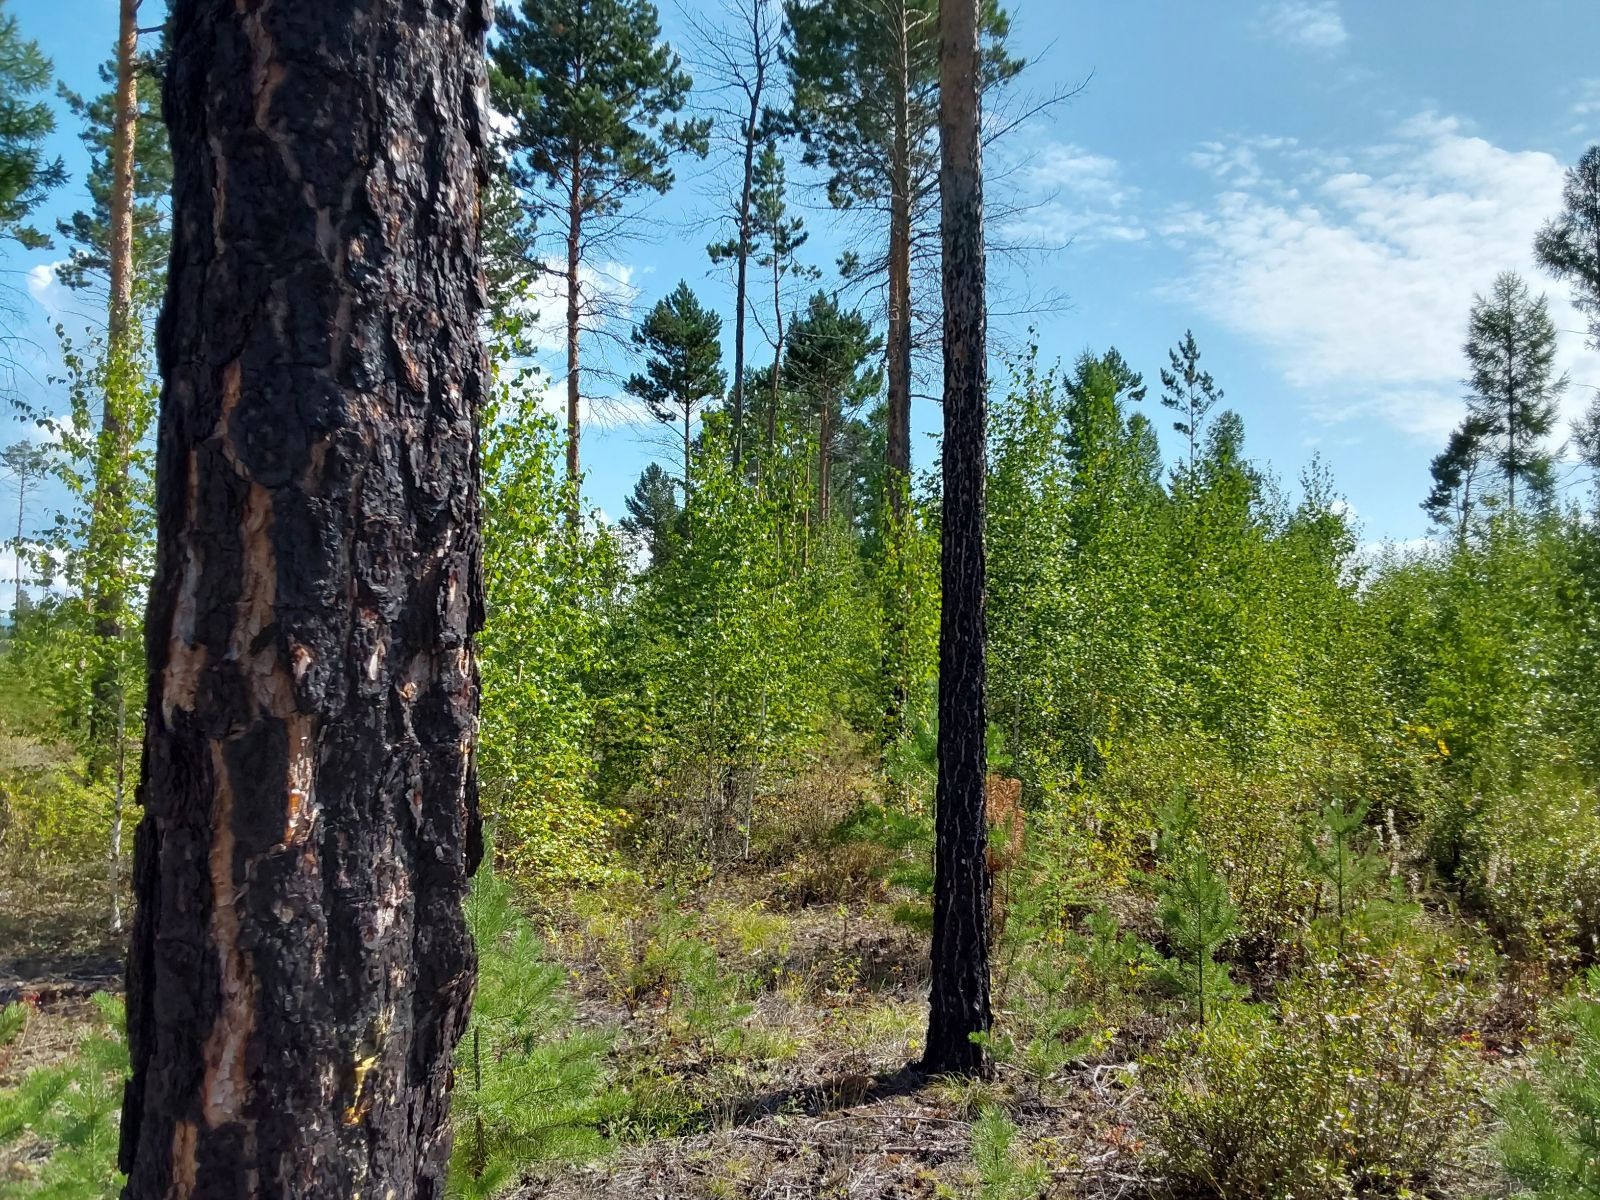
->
left=1143, top=799, right=1241, bottom=1025
left=1160, top=330, right=1223, bottom=485
left=1302, top=796, right=1385, bottom=946
left=0, top=0, right=65, bottom=251
left=1535, top=144, right=1600, bottom=349
left=449, top=864, right=612, bottom=1199
left=621, top=462, right=682, bottom=569
left=490, top=0, right=709, bottom=523
left=54, top=39, right=172, bottom=296
left=783, top=0, right=1020, bottom=521
left=121, top=1, right=488, bottom=1192
left=782, top=292, right=882, bottom=524
left=737, top=146, right=818, bottom=463
left=1463, top=272, right=1567, bottom=513
left=1423, top=415, right=1495, bottom=538
left=922, top=0, right=991, bottom=1078
left=1534, top=145, right=1600, bottom=496
left=693, top=0, right=784, bottom=471
left=1, top=440, right=48, bottom=615
left=0, top=993, right=128, bottom=1197
left=1498, top=969, right=1600, bottom=1199
left=625, top=282, right=727, bottom=489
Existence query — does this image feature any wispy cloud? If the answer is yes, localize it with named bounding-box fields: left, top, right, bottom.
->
left=1257, top=0, right=1349, bottom=53
left=1162, top=113, right=1593, bottom=442
left=1001, top=138, right=1147, bottom=247
left=1572, top=78, right=1600, bottom=133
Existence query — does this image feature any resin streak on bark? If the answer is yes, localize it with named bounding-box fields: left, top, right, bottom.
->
left=120, top=2, right=491, bottom=1196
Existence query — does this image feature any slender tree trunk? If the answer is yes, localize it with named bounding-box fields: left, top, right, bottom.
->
left=120, top=2, right=489, bottom=1195
left=684, top=406, right=693, bottom=492
left=110, top=692, right=125, bottom=933
left=14, top=471, right=25, bottom=616
left=86, top=0, right=141, bottom=773
left=565, top=154, right=584, bottom=528
left=922, top=0, right=990, bottom=1078
left=768, top=257, right=785, bottom=460
left=818, top=397, right=831, bottom=524
left=730, top=47, right=766, bottom=473
left=885, top=4, right=914, bottom=521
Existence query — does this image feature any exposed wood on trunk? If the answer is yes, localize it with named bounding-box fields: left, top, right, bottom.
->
left=923, top=0, right=991, bottom=1078
left=119, top=2, right=490, bottom=1195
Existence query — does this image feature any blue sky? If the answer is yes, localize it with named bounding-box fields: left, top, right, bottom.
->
left=5, top=0, right=1600, bottom=565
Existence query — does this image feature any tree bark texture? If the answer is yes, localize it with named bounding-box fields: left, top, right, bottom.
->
left=923, top=0, right=990, bottom=1077
left=120, top=2, right=490, bottom=1196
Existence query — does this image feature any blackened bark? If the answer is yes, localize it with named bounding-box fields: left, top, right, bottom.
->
left=922, top=0, right=990, bottom=1078
left=120, top=2, right=490, bottom=1196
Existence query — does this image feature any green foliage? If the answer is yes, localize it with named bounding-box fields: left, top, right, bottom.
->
left=1141, top=798, right=1242, bottom=1024
left=1498, top=968, right=1600, bottom=1199
left=625, top=281, right=727, bottom=483
left=0, top=994, right=128, bottom=1198
left=477, top=372, right=631, bottom=887
left=1146, top=931, right=1488, bottom=1199
left=605, top=427, right=882, bottom=862
left=1302, top=796, right=1386, bottom=942
left=0, top=2, right=64, bottom=250
left=0, top=1002, right=25, bottom=1050
left=1458, top=771, right=1600, bottom=963
left=1459, top=272, right=1566, bottom=513
left=449, top=865, right=613, bottom=1199
left=970, top=1106, right=1048, bottom=1200
left=53, top=41, right=172, bottom=291
left=490, top=0, right=707, bottom=215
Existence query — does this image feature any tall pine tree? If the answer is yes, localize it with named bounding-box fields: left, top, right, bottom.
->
left=625, top=282, right=727, bottom=488
left=923, top=0, right=990, bottom=1079
left=490, top=0, right=708, bottom=524
left=783, top=0, right=1020, bottom=521
left=783, top=292, right=882, bottom=524
left=1462, top=272, right=1566, bottom=513
left=1159, top=330, right=1222, bottom=487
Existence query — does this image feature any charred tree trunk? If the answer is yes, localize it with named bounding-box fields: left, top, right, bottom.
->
left=120, top=2, right=489, bottom=1196
left=922, top=0, right=990, bottom=1078
left=85, top=0, right=141, bottom=774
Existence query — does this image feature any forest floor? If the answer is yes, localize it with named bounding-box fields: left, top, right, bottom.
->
left=517, top=877, right=1156, bottom=1200
left=0, top=842, right=1515, bottom=1199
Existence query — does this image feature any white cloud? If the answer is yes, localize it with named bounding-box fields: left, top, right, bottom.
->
left=24, top=262, right=73, bottom=329
left=1002, top=139, right=1147, bottom=247
left=1257, top=0, right=1349, bottom=52
left=1163, top=114, right=1595, bottom=443
left=499, top=259, right=654, bottom=429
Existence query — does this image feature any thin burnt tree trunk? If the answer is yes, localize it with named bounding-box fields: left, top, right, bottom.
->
left=922, top=0, right=990, bottom=1078
left=120, top=2, right=489, bottom=1196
